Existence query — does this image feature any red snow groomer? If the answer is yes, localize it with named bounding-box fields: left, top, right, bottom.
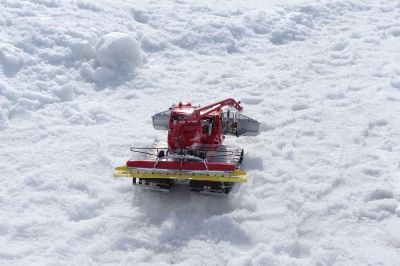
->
left=114, top=98, right=260, bottom=195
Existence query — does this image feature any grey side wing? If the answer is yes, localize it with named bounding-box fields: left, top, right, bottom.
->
left=237, top=113, right=260, bottom=136
left=152, top=110, right=170, bottom=130
left=222, top=111, right=260, bottom=136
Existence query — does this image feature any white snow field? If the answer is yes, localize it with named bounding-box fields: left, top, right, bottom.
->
left=1, top=0, right=400, bottom=265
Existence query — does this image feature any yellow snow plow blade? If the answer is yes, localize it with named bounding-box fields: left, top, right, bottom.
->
left=113, top=166, right=247, bottom=183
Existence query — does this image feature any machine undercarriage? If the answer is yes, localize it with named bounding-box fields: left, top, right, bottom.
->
left=127, top=141, right=244, bottom=195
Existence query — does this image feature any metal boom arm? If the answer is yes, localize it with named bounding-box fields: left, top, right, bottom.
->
left=192, top=98, right=242, bottom=118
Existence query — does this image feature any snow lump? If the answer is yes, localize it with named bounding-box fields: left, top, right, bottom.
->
left=94, top=32, right=145, bottom=84
left=95, top=32, right=143, bottom=70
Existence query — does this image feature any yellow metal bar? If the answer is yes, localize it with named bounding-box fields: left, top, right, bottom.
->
left=113, top=166, right=247, bottom=183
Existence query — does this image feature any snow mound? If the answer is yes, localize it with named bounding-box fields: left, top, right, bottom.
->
left=95, top=32, right=143, bottom=70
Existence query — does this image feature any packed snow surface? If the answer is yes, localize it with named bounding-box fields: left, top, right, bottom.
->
left=1, top=0, right=400, bottom=265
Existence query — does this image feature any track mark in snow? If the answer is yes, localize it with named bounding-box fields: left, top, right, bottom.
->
left=273, top=241, right=310, bottom=258
left=247, top=90, right=263, bottom=96
left=67, top=199, right=102, bottom=222
left=363, top=119, right=390, bottom=137
left=291, top=103, right=309, bottom=111
left=23, top=175, right=45, bottom=188
left=325, top=91, right=345, bottom=100
left=241, top=97, right=263, bottom=105
left=365, top=189, right=394, bottom=202
left=363, top=37, right=381, bottom=45
left=347, top=85, right=363, bottom=91
left=76, top=1, right=102, bottom=12
left=277, top=118, right=296, bottom=128
left=359, top=199, right=398, bottom=221
left=301, top=130, right=316, bottom=137
left=368, top=119, right=388, bottom=128
left=68, top=180, right=91, bottom=194
left=29, top=0, right=60, bottom=8
left=388, top=28, right=400, bottom=37
left=362, top=168, right=383, bottom=177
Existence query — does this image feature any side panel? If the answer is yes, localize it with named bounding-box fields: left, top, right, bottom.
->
left=221, top=111, right=260, bottom=136
left=152, top=110, right=170, bottom=130
left=237, top=113, right=260, bottom=136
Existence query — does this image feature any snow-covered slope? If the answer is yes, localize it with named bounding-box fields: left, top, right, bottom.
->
left=1, top=0, right=400, bottom=265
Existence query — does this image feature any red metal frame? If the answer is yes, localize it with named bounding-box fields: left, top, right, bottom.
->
left=167, top=98, right=242, bottom=150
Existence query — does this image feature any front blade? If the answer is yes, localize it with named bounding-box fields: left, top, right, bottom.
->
left=113, top=166, right=247, bottom=183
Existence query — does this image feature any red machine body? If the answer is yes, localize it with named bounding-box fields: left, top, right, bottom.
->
left=167, top=98, right=242, bottom=150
